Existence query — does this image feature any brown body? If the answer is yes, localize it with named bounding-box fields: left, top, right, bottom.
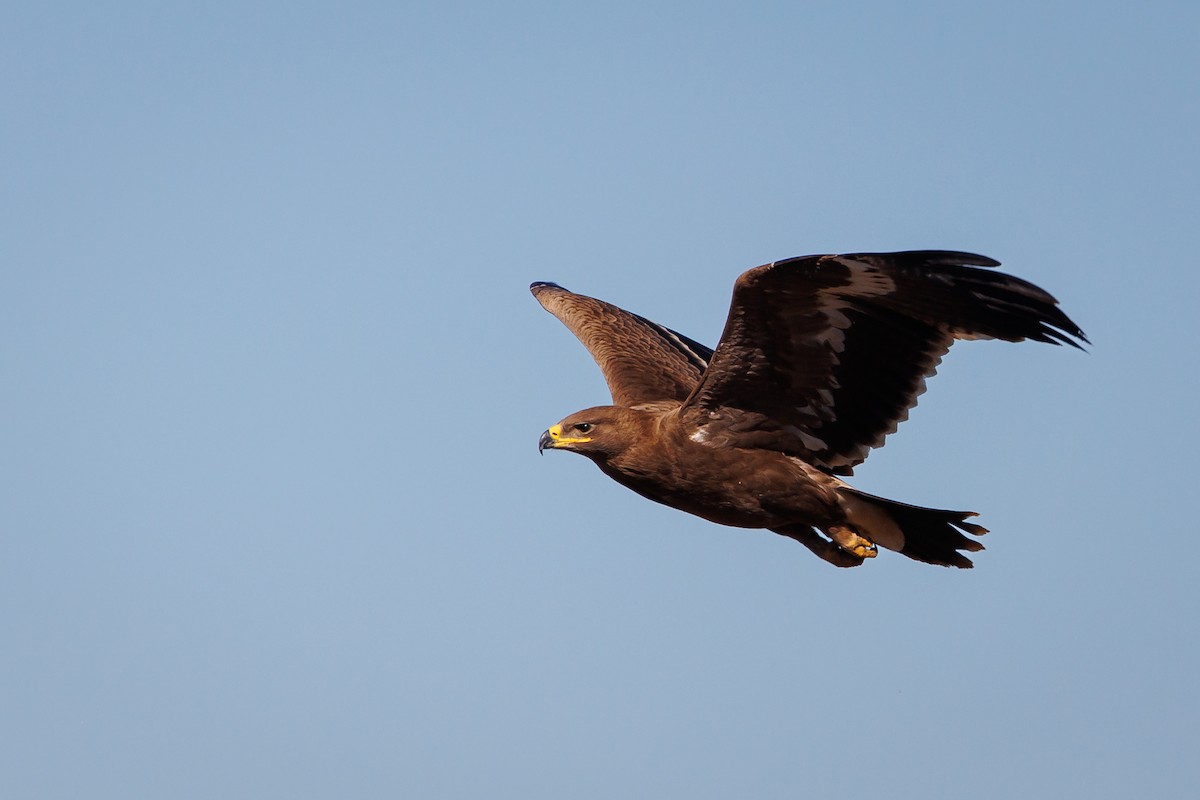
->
left=591, top=408, right=841, bottom=530
left=533, top=251, right=1086, bottom=568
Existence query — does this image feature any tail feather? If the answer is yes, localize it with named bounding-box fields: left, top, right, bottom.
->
left=839, top=488, right=988, bottom=568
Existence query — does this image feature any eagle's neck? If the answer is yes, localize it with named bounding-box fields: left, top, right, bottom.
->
left=597, top=409, right=687, bottom=485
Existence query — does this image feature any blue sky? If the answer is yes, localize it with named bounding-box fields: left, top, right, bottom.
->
left=2, top=2, right=1197, bottom=798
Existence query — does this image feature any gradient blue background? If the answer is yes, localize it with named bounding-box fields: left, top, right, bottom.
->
left=3, top=2, right=1197, bottom=798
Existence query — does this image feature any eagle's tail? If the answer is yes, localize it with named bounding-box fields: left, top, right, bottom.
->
left=837, top=488, right=988, bottom=568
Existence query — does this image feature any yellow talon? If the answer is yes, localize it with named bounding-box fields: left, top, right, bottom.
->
left=828, top=525, right=878, bottom=558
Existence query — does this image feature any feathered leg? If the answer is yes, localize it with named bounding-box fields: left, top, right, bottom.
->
left=772, top=524, right=866, bottom=568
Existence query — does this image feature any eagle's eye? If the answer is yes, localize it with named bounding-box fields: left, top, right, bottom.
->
left=573, top=422, right=593, bottom=434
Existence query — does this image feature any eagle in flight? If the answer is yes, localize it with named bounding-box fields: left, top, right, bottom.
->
left=533, top=251, right=1086, bottom=568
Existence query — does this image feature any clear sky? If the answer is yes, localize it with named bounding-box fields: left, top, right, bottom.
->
left=2, top=2, right=1197, bottom=798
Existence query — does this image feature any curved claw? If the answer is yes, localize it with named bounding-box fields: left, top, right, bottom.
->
left=828, top=525, right=878, bottom=559
left=772, top=525, right=866, bottom=568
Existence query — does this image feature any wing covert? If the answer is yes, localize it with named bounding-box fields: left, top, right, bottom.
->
left=531, top=282, right=713, bottom=408
left=678, top=251, right=1087, bottom=473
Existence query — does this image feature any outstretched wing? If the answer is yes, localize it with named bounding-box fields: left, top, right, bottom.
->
left=678, top=251, right=1087, bottom=474
left=530, top=282, right=713, bottom=408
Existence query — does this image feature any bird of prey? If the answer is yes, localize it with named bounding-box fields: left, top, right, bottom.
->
left=533, top=251, right=1086, bottom=568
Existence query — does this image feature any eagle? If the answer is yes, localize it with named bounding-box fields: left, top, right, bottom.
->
left=533, top=251, right=1086, bottom=568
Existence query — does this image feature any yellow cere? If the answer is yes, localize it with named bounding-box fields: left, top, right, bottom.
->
left=548, top=423, right=591, bottom=445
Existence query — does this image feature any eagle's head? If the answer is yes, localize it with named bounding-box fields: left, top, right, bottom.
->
left=538, top=406, right=646, bottom=463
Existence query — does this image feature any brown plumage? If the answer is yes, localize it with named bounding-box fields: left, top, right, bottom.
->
left=533, top=251, right=1086, bottom=568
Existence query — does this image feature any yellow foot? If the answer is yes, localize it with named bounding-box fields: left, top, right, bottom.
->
left=828, top=525, right=878, bottom=559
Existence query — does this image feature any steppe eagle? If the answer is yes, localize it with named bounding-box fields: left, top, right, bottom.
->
left=533, top=251, right=1085, bottom=568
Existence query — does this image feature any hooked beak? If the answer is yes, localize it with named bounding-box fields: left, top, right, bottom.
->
left=538, top=423, right=591, bottom=454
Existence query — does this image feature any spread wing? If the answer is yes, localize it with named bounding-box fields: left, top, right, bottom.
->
left=678, top=251, right=1088, bottom=474
left=530, top=282, right=713, bottom=408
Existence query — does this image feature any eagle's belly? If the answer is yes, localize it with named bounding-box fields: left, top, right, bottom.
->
left=600, top=446, right=843, bottom=530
